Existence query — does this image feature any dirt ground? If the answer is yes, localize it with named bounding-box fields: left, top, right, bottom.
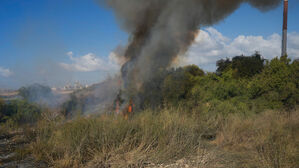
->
left=0, top=132, right=46, bottom=168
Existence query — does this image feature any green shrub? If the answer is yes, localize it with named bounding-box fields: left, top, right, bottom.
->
left=0, top=100, right=41, bottom=127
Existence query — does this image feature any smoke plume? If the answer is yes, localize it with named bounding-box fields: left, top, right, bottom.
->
left=99, top=0, right=281, bottom=101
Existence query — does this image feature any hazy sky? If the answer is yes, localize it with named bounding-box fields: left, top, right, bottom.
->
left=0, top=0, right=299, bottom=89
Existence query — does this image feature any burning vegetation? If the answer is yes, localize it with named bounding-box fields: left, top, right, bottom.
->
left=1, top=0, right=299, bottom=167
left=97, top=0, right=282, bottom=113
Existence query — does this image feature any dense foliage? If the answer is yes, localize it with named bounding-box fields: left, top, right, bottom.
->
left=2, top=54, right=297, bottom=122
left=0, top=84, right=52, bottom=126
left=60, top=54, right=298, bottom=117
left=216, top=52, right=265, bottom=78
left=158, top=55, right=298, bottom=113
left=0, top=99, right=41, bottom=126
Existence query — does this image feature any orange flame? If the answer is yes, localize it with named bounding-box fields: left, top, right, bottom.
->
left=123, top=100, right=134, bottom=120
left=128, top=100, right=133, bottom=113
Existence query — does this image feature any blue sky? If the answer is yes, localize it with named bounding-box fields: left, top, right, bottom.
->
left=0, top=0, right=299, bottom=89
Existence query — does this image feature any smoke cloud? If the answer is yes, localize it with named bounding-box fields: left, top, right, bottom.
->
left=98, top=0, right=281, bottom=100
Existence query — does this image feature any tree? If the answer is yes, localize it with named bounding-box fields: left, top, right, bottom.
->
left=216, top=58, right=231, bottom=75
left=248, top=55, right=298, bottom=109
left=18, top=84, right=53, bottom=102
left=231, top=52, right=265, bottom=78
left=184, top=64, right=205, bottom=77
left=216, top=52, right=265, bottom=78
left=162, top=65, right=204, bottom=105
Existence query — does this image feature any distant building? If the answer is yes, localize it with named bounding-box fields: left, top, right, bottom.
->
left=74, top=81, right=84, bottom=90
left=55, top=82, right=89, bottom=92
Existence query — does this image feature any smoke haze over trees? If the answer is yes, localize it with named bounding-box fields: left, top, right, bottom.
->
left=98, top=0, right=281, bottom=104
left=1, top=54, right=298, bottom=167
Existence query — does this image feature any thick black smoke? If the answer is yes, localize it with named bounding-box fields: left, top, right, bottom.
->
left=98, top=0, right=281, bottom=102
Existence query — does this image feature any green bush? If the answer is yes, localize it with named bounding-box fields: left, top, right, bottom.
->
left=216, top=52, right=265, bottom=78
left=162, top=65, right=204, bottom=106
left=248, top=56, right=298, bottom=109
left=0, top=99, right=41, bottom=126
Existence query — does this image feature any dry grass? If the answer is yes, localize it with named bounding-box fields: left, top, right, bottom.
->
left=28, top=108, right=299, bottom=168
left=30, top=109, right=203, bottom=167
left=215, top=110, right=299, bottom=168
